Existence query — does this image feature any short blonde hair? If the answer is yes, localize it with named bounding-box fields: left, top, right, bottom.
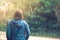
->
left=14, top=9, right=24, bottom=20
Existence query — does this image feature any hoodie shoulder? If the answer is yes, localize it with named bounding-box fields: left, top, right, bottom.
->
left=22, top=20, right=28, bottom=25
left=22, top=20, right=26, bottom=22
left=22, top=20, right=26, bottom=23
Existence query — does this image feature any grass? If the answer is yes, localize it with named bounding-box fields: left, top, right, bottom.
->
left=0, top=25, right=60, bottom=38
left=0, top=24, right=6, bottom=32
left=31, top=31, right=60, bottom=38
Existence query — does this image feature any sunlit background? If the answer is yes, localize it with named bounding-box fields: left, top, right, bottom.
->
left=0, top=0, right=60, bottom=39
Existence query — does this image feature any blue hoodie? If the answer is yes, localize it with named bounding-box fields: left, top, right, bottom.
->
left=6, top=19, right=30, bottom=40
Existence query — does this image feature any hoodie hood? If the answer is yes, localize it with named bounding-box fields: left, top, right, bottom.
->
left=11, top=19, right=22, bottom=27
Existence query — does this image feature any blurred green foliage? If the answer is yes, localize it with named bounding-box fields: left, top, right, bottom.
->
left=0, top=0, right=60, bottom=38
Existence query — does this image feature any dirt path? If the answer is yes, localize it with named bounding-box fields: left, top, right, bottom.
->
left=0, top=31, right=60, bottom=40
